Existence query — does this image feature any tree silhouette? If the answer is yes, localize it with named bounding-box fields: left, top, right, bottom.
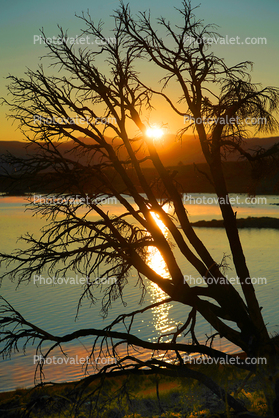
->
left=1, top=1, right=279, bottom=415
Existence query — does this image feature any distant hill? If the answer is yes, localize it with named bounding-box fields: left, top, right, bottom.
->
left=0, top=135, right=278, bottom=168
left=154, top=135, right=279, bottom=166
left=0, top=136, right=278, bottom=194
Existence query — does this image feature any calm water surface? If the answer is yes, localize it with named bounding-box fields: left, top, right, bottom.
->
left=0, top=194, right=278, bottom=392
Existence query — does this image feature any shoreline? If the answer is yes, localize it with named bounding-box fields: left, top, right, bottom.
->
left=190, top=216, right=279, bottom=229
left=0, top=361, right=275, bottom=417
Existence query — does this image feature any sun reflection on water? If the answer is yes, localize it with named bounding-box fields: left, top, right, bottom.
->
left=146, top=206, right=176, bottom=342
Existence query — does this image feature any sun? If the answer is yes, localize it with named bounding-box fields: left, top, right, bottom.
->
left=146, top=126, right=164, bottom=140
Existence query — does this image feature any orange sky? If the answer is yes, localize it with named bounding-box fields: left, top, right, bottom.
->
left=1, top=0, right=278, bottom=141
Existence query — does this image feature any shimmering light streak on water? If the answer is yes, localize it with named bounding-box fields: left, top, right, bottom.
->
left=146, top=208, right=177, bottom=342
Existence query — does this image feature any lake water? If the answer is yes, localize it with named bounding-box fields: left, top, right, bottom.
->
left=0, top=194, right=279, bottom=392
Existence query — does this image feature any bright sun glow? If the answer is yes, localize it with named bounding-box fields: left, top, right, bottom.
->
left=146, top=126, right=164, bottom=140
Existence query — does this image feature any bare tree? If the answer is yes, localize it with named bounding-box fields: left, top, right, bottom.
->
left=1, top=1, right=279, bottom=415
left=116, top=0, right=279, bottom=348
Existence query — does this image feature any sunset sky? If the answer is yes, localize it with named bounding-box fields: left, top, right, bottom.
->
left=1, top=0, right=278, bottom=141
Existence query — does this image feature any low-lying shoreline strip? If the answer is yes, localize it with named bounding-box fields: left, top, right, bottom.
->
left=190, top=216, right=279, bottom=229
